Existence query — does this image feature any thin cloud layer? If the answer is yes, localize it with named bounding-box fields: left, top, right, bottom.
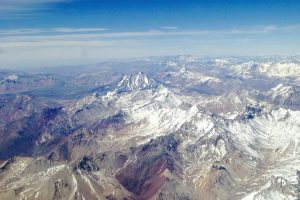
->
left=161, top=26, right=178, bottom=30
left=0, top=27, right=108, bottom=36
left=0, top=0, right=71, bottom=18
left=0, top=24, right=298, bottom=43
left=0, top=24, right=299, bottom=68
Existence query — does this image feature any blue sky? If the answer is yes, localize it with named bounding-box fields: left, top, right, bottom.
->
left=0, top=0, right=300, bottom=68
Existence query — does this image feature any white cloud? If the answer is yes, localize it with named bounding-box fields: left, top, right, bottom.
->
left=0, top=25, right=285, bottom=42
left=0, top=25, right=298, bottom=51
left=0, top=28, right=43, bottom=35
left=161, top=26, right=178, bottom=30
left=263, top=25, right=278, bottom=32
left=0, top=0, right=71, bottom=18
left=0, top=40, right=112, bottom=48
left=281, top=24, right=300, bottom=31
left=53, top=27, right=108, bottom=33
left=0, top=27, right=108, bottom=36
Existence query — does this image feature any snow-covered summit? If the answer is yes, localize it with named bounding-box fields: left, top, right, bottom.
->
left=171, top=67, right=221, bottom=84
left=116, top=72, right=157, bottom=93
left=266, top=83, right=300, bottom=109
left=5, top=74, right=18, bottom=81
left=270, top=84, right=295, bottom=98
left=0, top=74, right=18, bottom=84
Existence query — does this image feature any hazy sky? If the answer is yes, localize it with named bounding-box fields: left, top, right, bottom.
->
left=0, top=0, right=300, bottom=68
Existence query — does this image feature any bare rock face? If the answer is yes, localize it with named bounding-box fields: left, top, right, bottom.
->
left=116, top=134, right=182, bottom=199
left=0, top=158, right=15, bottom=174
left=74, top=156, right=99, bottom=172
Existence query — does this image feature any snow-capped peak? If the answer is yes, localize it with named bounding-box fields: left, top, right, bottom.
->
left=269, top=84, right=295, bottom=98
left=172, top=67, right=221, bottom=84
left=116, top=72, right=157, bottom=93
left=5, top=74, right=18, bottom=81
left=214, top=58, right=230, bottom=66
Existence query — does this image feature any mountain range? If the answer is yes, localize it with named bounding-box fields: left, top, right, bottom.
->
left=0, top=55, right=300, bottom=200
